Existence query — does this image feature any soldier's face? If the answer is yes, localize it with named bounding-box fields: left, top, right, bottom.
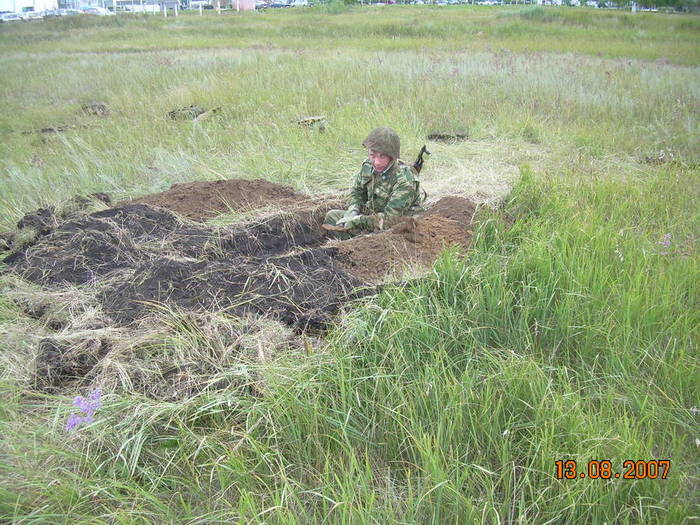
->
left=368, top=149, right=392, bottom=173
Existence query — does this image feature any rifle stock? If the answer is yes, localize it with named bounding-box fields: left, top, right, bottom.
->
left=412, top=145, right=430, bottom=174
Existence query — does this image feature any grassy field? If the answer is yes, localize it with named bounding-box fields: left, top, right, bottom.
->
left=1, top=6, right=699, bottom=523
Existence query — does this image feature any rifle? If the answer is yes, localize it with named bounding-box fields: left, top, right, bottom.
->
left=412, top=145, right=430, bottom=174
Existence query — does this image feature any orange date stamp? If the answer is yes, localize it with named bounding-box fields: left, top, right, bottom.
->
left=555, top=459, right=670, bottom=480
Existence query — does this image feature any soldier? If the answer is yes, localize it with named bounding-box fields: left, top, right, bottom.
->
left=324, top=127, right=424, bottom=235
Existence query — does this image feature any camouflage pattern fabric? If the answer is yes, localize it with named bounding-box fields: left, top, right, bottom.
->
left=323, top=159, right=423, bottom=232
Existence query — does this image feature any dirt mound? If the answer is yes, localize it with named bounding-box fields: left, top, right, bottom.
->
left=424, top=196, right=477, bottom=225
left=129, top=179, right=312, bottom=222
left=329, top=196, right=477, bottom=282
left=334, top=215, right=473, bottom=282
left=3, top=192, right=482, bottom=397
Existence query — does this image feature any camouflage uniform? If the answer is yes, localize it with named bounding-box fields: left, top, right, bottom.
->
left=324, top=127, right=424, bottom=233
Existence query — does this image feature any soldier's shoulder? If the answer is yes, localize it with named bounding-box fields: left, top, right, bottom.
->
left=396, top=161, right=417, bottom=182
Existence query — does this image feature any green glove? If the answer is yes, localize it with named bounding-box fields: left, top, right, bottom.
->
left=335, top=209, right=359, bottom=226
left=336, top=215, right=365, bottom=230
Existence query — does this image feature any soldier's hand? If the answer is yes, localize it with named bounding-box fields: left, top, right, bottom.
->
left=336, top=209, right=359, bottom=225
left=336, top=215, right=364, bottom=229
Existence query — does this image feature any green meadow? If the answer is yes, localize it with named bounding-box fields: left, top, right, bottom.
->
left=0, top=6, right=698, bottom=523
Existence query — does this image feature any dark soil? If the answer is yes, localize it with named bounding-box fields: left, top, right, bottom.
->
left=4, top=201, right=366, bottom=332
left=35, top=336, right=111, bottom=392
left=129, top=179, right=312, bottom=222
left=0, top=233, right=10, bottom=251
left=103, top=248, right=367, bottom=331
left=4, top=186, right=477, bottom=331
left=15, top=193, right=111, bottom=235
left=16, top=207, right=58, bottom=235
left=1, top=193, right=112, bottom=253
left=4, top=204, right=209, bottom=285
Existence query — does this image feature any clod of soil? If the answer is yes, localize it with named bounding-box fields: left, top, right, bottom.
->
left=35, top=336, right=111, bottom=392
left=129, top=179, right=312, bottom=222
left=17, top=207, right=58, bottom=235
left=0, top=233, right=10, bottom=252
left=644, top=150, right=675, bottom=165
left=82, top=102, right=110, bottom=117
left=167, top=105, right=220, bottom=121
left=294, top=115, right=328, bottom=131
left=427, top=132, right=469, bottom=143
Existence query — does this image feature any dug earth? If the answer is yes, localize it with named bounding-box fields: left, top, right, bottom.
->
left=1, top=179, right=476, bottom=394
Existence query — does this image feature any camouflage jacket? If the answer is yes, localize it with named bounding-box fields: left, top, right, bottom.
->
left=347, top=160, right=423, bottom=230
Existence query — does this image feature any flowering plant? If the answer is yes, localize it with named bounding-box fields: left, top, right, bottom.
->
left=65, top=388, right=102, bottom=431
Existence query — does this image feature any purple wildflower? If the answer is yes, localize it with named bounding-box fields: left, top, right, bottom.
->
left=660, top=233, right=672, bottom=249
left=65, top=413, right=82, bottom=431
left=66, top=388, right=102, bottom=431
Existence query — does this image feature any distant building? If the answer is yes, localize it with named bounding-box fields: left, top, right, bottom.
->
left=229, top=0, right=255, bottom=9
left=0, top=0, right=57, bottom=10
left=188, top=0, right=255, bottom=8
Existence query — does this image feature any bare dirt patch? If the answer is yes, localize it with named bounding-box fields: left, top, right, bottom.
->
left=128, top=179, right=312, bottom=222
left=3, top=192, right=477, bottom=322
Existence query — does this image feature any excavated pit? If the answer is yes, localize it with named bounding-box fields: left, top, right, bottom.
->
left=1, top=180, right=477, bottom=394
left=3, top=202, right=363, bottom=331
